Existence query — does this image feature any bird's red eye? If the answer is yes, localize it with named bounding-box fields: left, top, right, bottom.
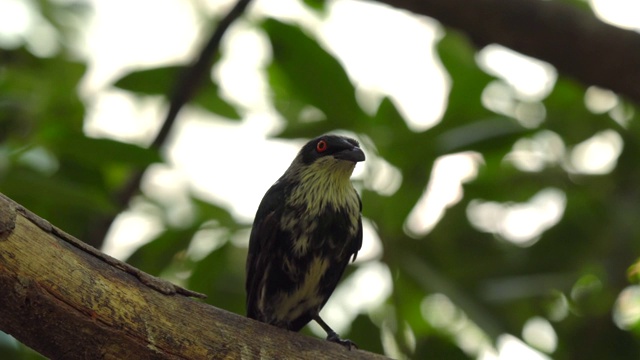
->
left=316, top=140, right=328, bottom=153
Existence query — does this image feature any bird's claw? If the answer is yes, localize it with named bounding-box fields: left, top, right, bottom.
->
left=326, top=331, right=358, bottom=350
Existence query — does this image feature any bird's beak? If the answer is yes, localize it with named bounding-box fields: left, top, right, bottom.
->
left=334, top=146, right=365, bottom=163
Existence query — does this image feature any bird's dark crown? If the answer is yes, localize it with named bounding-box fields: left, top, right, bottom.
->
left=299, top=135, right=365, bottom=165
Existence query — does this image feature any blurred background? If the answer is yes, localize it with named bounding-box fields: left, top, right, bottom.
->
left=1, top=0, right=640, bottom=358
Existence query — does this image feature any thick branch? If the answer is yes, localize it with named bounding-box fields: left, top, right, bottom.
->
left=0, top=193, right=386, bottom=359
left=376, top=0, right=640, bottom=104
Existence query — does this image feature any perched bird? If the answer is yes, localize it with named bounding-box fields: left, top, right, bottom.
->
left=246, top=134, right=365, bottom=349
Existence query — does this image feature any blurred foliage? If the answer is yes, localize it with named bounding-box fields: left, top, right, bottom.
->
left=2, top=0, right=640, bottom=359
left=114, top=65, right=241, bottom=120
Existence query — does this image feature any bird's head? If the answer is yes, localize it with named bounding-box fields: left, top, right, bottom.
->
left=283, top=134, right=365, bottom=185
left=282, top=134, right=365, bottom=211
left=300, top=135, right=365, bottom=164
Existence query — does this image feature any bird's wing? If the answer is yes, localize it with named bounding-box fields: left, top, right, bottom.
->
left=245, top=182, right=285, bottom=318
left=313, top=190, right=364, bottom=313
left=350, top=192, right=364, bottom=262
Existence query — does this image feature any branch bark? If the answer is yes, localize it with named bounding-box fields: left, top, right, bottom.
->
left=0, top=193, right=387, bottom=359
left=375, top=0, right=640, bottom=104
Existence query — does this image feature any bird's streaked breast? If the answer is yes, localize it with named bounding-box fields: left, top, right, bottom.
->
left=272, top=256, right=330, bottom=321
left=288, top=157, right=359, bottom=219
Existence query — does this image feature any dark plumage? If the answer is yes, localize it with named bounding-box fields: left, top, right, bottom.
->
left=245, top=134, right=365, bottom=348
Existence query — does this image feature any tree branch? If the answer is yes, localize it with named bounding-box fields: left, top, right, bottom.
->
left=375, top=0, right=640, bottom=104
left=86, top=0, right=254, bottom=248
left=0, top=192, right=387, bottom=359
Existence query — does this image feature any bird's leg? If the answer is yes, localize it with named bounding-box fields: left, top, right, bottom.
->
left=312, top=315, right=358, bottom=350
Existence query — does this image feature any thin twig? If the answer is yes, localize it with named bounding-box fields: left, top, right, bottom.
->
left=86, top=0, right=254, bottom=248
left=152, top=0, right=253, bottom=149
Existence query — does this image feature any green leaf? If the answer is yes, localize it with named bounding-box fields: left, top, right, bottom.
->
left=302, top=0, right=327, bottom=12
left=189, top=241, right=246, bottom=315
left=192, top=197, right=246, bottom=230
left=113, top=65, right=240, bottom=120
left=436, top=32, right=496, bottom=123
left=348, top=314, right=384, bottom=355
left=629, top=259, right=640, bottom=283
left=55, top=135, right=162, bottom=168
left=544, top=78, right=613, bottom=144
left=0, top=167, right=115, bottom=237
left=126, top=226, right=199, bottom=276
left=1, top=168, right=113, bottom=212
left=0, top=48, right=87, bottom=136
left=435, top=116, right=529, bottom=154
left=113, top=66, right=181, bottom=95
left=263, top=19, right=367, bottom=131
left=414, top=336, right=469, bottom=360
left=193, top=84, right=241, bottom=120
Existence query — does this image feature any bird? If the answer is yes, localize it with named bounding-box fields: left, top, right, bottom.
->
left=245, top=134, right=365, bottom=349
